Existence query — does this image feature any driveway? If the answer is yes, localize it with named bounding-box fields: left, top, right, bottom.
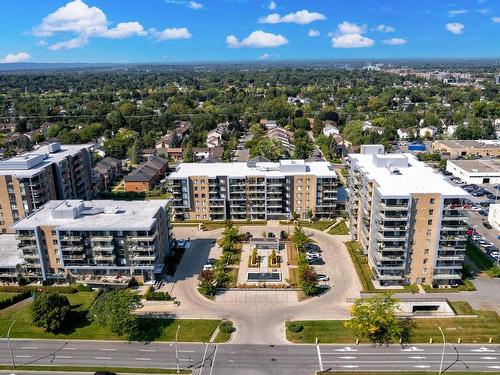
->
left=165, top=225, right=362, bottom=345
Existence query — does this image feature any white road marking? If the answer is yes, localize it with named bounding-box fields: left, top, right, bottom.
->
left=228, top=359, right=234, bottom=363
left=55, top=356, right=72, bottom=359
left=472, top=347, right=495, bottom=352
left=100, top=348, right=116, bottom=351
left=341, top=365, right=358, bottom=368
left=481, top=356, right=497, bottom=360
left=334, top=346, right=358, bottom=352
left=316, top=345, right=323, bottom=372
left=339, top=356, right=356, bottom=359
left=402, top=346, right=424, bottom=352
left=134, top=357, right=151, bottom=361
left=94, top=356, right=111, bottom=360
left=15, top=355, right=31, bottom=358
left=63, top=347, right=77, bottom=350
left=409, top=356, right=426, bottom=359
left=179, top=350, right=195, bottom=353
left=139, top=349, right=156, bottom=352
left=488, top=366, right=500, bottom=369
left=414, top=365, right=430, bottom=368
left=20, top=346, right=38, bottom=350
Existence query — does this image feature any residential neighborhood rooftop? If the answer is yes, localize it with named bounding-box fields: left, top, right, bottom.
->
left=448, top=158, right=500, bottom=173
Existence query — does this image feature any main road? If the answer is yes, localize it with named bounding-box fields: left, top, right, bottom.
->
left=1, top=339, right=500, bottom=374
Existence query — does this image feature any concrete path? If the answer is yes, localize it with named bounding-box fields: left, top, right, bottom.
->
left=214, top=290, right=299, bottom=303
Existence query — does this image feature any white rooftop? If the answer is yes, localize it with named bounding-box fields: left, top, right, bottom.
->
left=169, top=160, right=336, bottom=179
left=0, top=143, right=93, bottom=178
left=12, top=199, right=169, bottom=231
left=350, top=151, right=470, bottom=198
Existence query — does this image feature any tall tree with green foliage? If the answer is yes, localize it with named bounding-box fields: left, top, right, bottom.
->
left=31, top=292, right=71, bottom=333
left=90, top=290, right=142, bottom=339
left=292, top=224, right=310, bottom=252
left=221, top=223, right=240, bottom=252
left=345, top=294, right=410, bottom=344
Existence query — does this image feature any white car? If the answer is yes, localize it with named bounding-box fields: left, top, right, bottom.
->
left=316, top=274, right=330, bottom=282
left=470, top=206, right=482, bottom=212
left=177, top=239, right=187, bottom=248
left=306, top=253, right=321, bottom=260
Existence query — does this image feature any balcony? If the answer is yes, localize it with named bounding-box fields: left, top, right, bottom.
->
left=128, top=233, right=157, bottom=241
left=94, top=255, right=115, bottom=262
left=433, top=273, right=462, bottom=280
left=379, top=202, right=409, bottom=211
left=377, top=232, right=406, bottom=241
left=377, top=274, right=405, bottom=281
left=90, top=235, right=113, bottom=241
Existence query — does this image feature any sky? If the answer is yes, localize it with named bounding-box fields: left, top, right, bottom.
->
left=0, top=0, right=499, bottom=64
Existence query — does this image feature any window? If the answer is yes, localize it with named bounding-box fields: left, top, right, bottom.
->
left=423, top=258, right=428, bottom=264
left=430, top=198, right=435, bottom=204
left=424, top=249, right=429, bottom=255
left=427, top=219, right=433, bottom=225
left=425, top=240, right=430, bottom=246
left=426, top=229, right=432, bottom=236
left=429, top=209, right=434, bottom=215
left=422, top=268, right=428, bottom=274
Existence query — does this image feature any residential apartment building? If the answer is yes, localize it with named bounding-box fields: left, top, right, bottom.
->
left=12, top=199, right=170, bottom=283
left=348, top=145, right=469, bottom=287
left=0, top=142, right=93, bottom=233
left=167, top=159, right=338, bottom=221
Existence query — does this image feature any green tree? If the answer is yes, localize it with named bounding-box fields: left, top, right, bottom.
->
left=292, top=224, right=310, bottom=252
left=129, top=138, right=144, bottom=165
left=253, top=138, right=283, bottom=161
left=220, top=224, right=240, bottom=252
left=198, top=269, right=217, bottom=296
left=31, top=292, right=71, bottom=333
left=345, top=294, right=409, bottom=344
left=90, top=290, right=142, bottom=339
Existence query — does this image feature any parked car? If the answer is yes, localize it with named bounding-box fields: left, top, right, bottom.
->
left=306, top=253, right=321, bottom=260
left=442, top=171, right=452, bottom=176
left=176, top=239, right=188, bottom=248
left=470, top=206, right=482, bottom=212
left=489, top=251, right=499, bottom=259
left=308, top=257, right=324, bottom=265
left=203, top=258, right=216, bottom=270
left=487, top=194, right=497, bottom=200
left=483, top=221, right=493, bottom=229
left=305, top=243, right=321, bottom=253
left=316, top=274, right=330, bottom=282
left=478, top=210, right=488, bottom=217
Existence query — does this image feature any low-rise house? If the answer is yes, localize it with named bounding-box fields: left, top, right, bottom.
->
left=94, top=157, right=122, bottom=191
left=192, top=147, right=224, bottom=161
left=259, top=119, right=277, bottom=130
left=362, top=122, right=384, bottom=135
left=397, top=128, right=414, bottom=140
left=323, top=124, right=340, bottom=137
left=419, top=126, right=438, bottom=138
left=155, top=121, right=190, bottom=149
left=124, top=156, right=168, bottom=192
left=267, top=127, right=293, bottom=152
left=158, top=147, right=184, bottom=162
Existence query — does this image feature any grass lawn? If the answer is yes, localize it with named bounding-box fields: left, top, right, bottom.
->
left=449, top=301, right=475, bottom=315
left=279, top=220, right=336, bottom=231
left=421, top=279, right=476, bottom=293
left=288, top=267, right=298, bottom=287
left=318, top=372, right=489, bottom=375
left=0, top=292, right=19, bottom=302
left=0, top=291, right=220, bottom=342
left=0, top=365, right=190, bottom=374
left=228, top=267, right=239, bottom=288
left=213, top=321, right=234, bottom=343
left=286, top=309, right=500, bottom=344
left=328, top=220, right=348, bottom=235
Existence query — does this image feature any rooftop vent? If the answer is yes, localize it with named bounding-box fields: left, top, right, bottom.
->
left=48, top=142, right=61, bottom=153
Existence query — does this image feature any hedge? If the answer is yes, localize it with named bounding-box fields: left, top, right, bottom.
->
left=0, top=290, right=32, bottom=309
left=0, top=285, right=78, bottom=294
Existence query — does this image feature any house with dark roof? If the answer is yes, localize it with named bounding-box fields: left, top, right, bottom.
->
left=124, top=156, right=168, bottom=192
left=93, top=156, right=122, bottom=191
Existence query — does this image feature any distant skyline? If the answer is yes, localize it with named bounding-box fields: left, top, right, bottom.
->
left=0, top=0, right=499, bottom=64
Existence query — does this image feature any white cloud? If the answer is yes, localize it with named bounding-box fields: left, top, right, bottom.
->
left=48, top=36, right=88, bottom=50
left=36, top=40, right=48, bottom=46
left=32, top=0, right=152, bottom=50
left=259, top=53, right=270, bottom=60
left=374, top=24, right=395, bottom=33
left=337, top=21, right=366, bottom=35
left=150, top=27, right=192, bottom=41
left=382, top=37, right=407, bottom=46
left=308, top=29, right=320, bottom=37
left=477, top=8, right=489, bottom=15
left=446, top=22, right=464, bottom=34
left=226, top=30, right=288, bottom=48
left=331, top=21, right=374, bottom=48
left=1, top=52, right=31, bottom=63
left=189, top=1, right=203, bottom=9
left=332, top=34, right=374, bottom=48
left=268, top=1, right=276, bottom=10
left=492, top=17, right=500, bottom=23
left=448, top=9, right=468, bottom=17
left=101, top=22, right=147, bottom=39
left=258, top=10, right=326, bottom=25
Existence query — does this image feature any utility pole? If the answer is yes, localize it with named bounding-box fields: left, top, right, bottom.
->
left=438, top=326, right=446, bottom=375
left=7, top=320, right=16, bottom=368
left=175, top=325, right=180, bottom=374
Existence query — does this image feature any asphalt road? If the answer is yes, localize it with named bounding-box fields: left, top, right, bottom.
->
left=1, top=340, right=500, bottom=374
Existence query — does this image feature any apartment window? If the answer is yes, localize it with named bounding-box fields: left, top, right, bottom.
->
left=297, top=193, right=302, bottom=198
left=426, top=229, right=432, bottom=236
left=202, top=194, right=206, bottom=198
left=194, top=194, right=199, bottom=198
left=297, top=186, right=302, bottom=191
left=427, top=219, right=433, bottom=225
left=422, top=268, right=428, bottom=274
left=423, top=258, right=428, bottom=264
left=430, top=198, right=435, bottom=204
left=424, top=249, right=429, bottom=255
left=425, top=240, right=430, bottom=246
left=429, top=209, right=434, bottom=215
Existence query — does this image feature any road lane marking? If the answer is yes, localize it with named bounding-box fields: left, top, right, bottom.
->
left=135, top=357, right=151, bottom=361
left=94, top=356, right=111, bottom=360
left=55, top=356, right=72, bottom=359
left=179, top=350, right=195, bottom=353
left=316, top=345, right=323, bottom=372
left=339, top=356, right=356, bottom=359
left=63, top=347, right=77, bottom=350
left=20, top=346, right=38, bottom=350
left=341, top=365, right=358, bottom=368
left=15, top=355, right=31, bottom=358
left=472, top=347, right=495, bottom=352
left=414, top=365, right=430, bottom=368
left=334, top=347, right=357, bottom=352
left=209, top=345, right=218, bottom=375
left=409, top=356, right=426, bottom=359
left=139, top=349, right=156, bottom=352
left=488, top=366, right=500, bottom=369
left=402, top=346, right=423, bottom=352
left=100, top=348, right=116, bottom=351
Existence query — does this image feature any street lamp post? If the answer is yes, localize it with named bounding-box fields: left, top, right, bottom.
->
left=438, top=326, right=446, bottom=375
left=7, top=320, right=16, bottom=368
left=175, top=325, right=180, bottom=374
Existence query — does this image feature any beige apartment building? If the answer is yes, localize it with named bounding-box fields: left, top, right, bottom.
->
left=167, top=159, right=338, bottom=221
left=0, top=142, right=93, bottom=233
left=12, top=199, right=171, bottom=283
left=348, top=145, right=470, bottom=287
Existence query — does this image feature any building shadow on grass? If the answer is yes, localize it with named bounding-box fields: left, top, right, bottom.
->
left=130, top=314, right=179, bottom=343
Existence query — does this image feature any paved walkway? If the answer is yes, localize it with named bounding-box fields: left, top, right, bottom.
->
left=214, top=290, right=299, bottom=303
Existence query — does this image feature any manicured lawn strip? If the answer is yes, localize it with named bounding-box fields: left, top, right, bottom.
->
left=0, top=365, right=190, bottom=374
left=449, top=301, right=475, bottom=315
left=466, top=241, right=494, bottom=271
left=228, top=267, right=239, bottom=288
left=0, top=291, right=220, bottom=342
left=328, top=220, right=348, bottom=235
left=286, top=310, right=500, bottom=344
left=280, top=220, right=336, bottom=231
left=172, top=223, right=199, bottom=227
left=178, top=220, right=267, bottom=231
left=421, top=280, right=476, bottom=293
left=213, top=322, right=234, bottom=343
left=288, top=267, right=299, bottom=287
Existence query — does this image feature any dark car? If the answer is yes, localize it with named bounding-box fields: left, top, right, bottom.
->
left=480, top=201, right=492, bottom=207
left=442, top=171, right=452, bottom=176
left=483, top=221, right=493, bottom=229
left=94, top=372, right=117, bottom=375
left=478, top=210, right=488, bottom=217
left=487, top=194, right=497, bottom=200
left=308, top=257, right=324, bottom=265
left=305, top=243, right=321, bottom=252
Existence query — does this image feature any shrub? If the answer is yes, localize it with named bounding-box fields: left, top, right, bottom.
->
left=0, top=290, right=31, bottom=309
left=145, top=290, right=173, bottom=301
left=0, top=285, right=78, bottom=294
left=288, top=322, right=303, bottom=333
left=219, top=321, right=233, bottom=334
